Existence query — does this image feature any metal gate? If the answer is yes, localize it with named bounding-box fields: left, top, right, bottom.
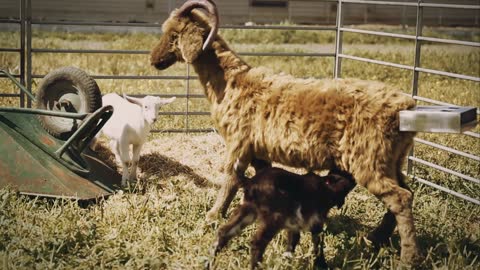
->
left=0, top=0, right=478, bottom=204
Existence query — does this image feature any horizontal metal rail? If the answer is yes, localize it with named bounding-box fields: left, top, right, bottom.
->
left=0, top=107, right=88, bottom=119
left=128, top=93, right=206, bottom=99
left=413, top=96, right=480, bottom=115
left=239, top=52, right=335, bottom=57
left=31, top=20, right=337, bottom=31
left=342, top=0, right=480, bottom=10
left=341, top=0, right=418, bottom=7
left=0, top=93, right=21, bottom=97
left=0, top=19, right=21, bottom=23
left=0, top=48, right=21, bottom=52
left=463, top=131, right=480, bottom=139
left=158, top=111, right=210, bottom=116
left=418, top=36, right=480, bottom=48
left=340, top=27, right=480, bottom=47
left=0, top=69, right=35, bottom=101
left=413, top=95, right=457, bottom=107
left=415, top=67, right=480, bottom=82
left=31, top=20, right=161, bottom=27
left=413, top=176, right=480, bottom=205
left=0, top=74, right=21, bottom=78
left=421, top=3, right=480, bottom=10
left=30, top=74, right=197, bottom=80
left=152, top=128, right=216, bottom=133
left=409, top=156, right=480, bottom=184
left=32, top=48, right=149, bottom=54
left=339, top=53, right=480, bottom=82
left=33, top=48, right=333, bottom=58
left=340, top=27, right=415, bottom=40
left=414, top=138, right=480, bottom=162
left=338, top=53, right=413, bottom=70
left=221, top=25, right=336, bottom=31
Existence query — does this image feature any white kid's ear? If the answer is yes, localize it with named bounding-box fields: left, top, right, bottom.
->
left=160, top=97, right=176, bottom=105
left=123, top=94, right=143, bottom=106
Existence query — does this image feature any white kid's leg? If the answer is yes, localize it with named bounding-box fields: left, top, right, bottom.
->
left=117, top=141, right=131, bottom=186
left=129, top=144, right=143, bottom=181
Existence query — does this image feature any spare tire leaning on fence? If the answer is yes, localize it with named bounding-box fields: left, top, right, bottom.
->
left=35, top=66, right=102, bottom=139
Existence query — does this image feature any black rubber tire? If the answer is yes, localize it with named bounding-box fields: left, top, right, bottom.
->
left=36, top=66, right=102, bottom=140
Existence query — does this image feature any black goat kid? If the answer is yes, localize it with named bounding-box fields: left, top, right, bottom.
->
left=212, top=167, right=356, bottom=269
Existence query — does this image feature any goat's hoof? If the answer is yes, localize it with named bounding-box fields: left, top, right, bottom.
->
left=210, top=241, right=220, bottom=257
left=313, top=258, right=328, bottom=270
left=366, top=230, right=390, bottom=248
left=206, top=210, right=220, bottom=223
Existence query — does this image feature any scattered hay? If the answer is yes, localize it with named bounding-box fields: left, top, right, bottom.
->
left=0, top=133, right=479, bottom=270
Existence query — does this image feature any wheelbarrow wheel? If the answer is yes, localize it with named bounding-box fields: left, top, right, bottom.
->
left=36, top=66, right=102, bottom=140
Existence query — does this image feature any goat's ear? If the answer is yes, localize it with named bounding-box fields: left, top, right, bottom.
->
left=123, top=94, right=143, bottom=106
left=159, top=97, right=176, bottom=105
left=178, top=26, right=204, bottom=63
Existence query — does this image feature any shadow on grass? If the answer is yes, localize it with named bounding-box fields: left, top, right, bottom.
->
left=90, top=142, right=118, bottom=171
left=90, top=143, right=213, bottom=192
left=138, top=152, right=213, bottom=189
left=327, top=213, right=369, bottom=236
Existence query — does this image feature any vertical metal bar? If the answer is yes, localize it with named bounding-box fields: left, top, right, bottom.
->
left=26, top=0, right=32, bottom=108
left=407, top=0, right=424, bottom=176
left=186, top=64, right=190, bottom=133
left=334, top=0, right=344, bottom=79
left=288, top=0, right=292, bottom=22
left=19, top=0, right=26, bottom=108
left=401, top=5, right=407, bottom=30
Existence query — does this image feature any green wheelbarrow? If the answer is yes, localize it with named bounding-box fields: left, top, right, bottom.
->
left=0, top=67, right=121, bottom=200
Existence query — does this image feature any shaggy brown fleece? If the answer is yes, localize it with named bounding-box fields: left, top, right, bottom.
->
left=150, top=4, right=420, bottom=264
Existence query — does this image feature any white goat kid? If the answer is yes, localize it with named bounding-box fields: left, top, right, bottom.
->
left=99, top=93, right=176, bottom=186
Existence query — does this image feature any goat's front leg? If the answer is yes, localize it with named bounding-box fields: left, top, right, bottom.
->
left=285, top=230, right=300, bottom=255
left=312, top=230, right=327, bottom=269
left=206, top=149, right=250, bottom=221
left=116, top=140, right=131, bottom=186
left=129, top=143, right=143, bottom=182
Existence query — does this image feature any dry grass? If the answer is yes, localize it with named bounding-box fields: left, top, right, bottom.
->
left=0, top=26, right=479, bottom=269
left=1, top=133, right=479, bottom=269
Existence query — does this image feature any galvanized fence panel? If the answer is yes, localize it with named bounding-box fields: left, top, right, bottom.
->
left=335, top=0, right=479, bottom=205
left=0, top=0, right=26, bottom=107
left=0, top=0, right=478, bottom=204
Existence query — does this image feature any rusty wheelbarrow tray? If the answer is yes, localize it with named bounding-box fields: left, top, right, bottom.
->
left=0, top=68, right=121, bottom=200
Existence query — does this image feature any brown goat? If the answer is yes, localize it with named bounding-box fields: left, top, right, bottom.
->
left=212, top=167, right=356, bottom=269
left=150, top=0, right=421, bottom=264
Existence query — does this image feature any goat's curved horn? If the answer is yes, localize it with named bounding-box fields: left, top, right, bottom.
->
left=176, top=0, right=219, bottom=51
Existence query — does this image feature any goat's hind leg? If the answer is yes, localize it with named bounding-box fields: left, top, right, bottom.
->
left=250, top=221, right=282, bottom=270
left=213, top=203, right=256, bottom=256
left=206, top=152, right=250, bottom=221
left=367, top=167, right=414, bottom=247
left=367, top=176, right=420, bottom=264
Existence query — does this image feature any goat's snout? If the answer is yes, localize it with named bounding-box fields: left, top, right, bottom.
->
left=151, top=48, right=178, bottom=70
